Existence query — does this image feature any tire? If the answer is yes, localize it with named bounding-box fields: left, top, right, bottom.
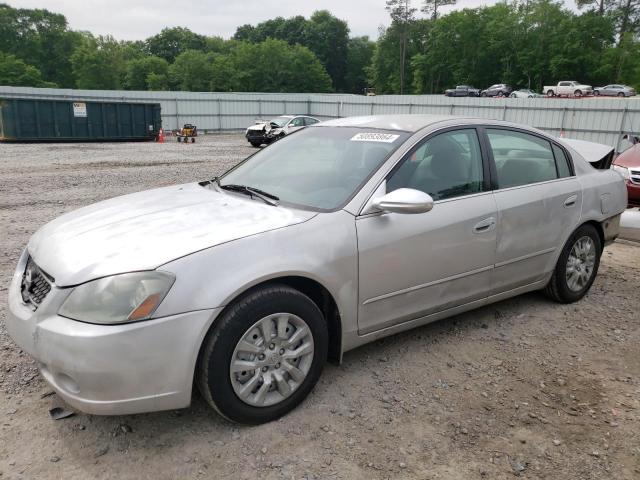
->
left=481, top=92, right=487, bottom=97
left=547, top=90, right=555, bottom=97
left=249, top=141, right=262, bottom=148
left=177, top=137, right=181, bottom=142
left=617, top=92, right=624, bottom=97
left=191, top=137, right=195, bottom=143
left=544, top=224, right=601, bottom=303
left=594, top=90, right=600, bottom=96
left=497, top=91, right=504, bottom=97
left=574, top=90, right=582, bottom=97
left=197, top=284, right=328, bottom=424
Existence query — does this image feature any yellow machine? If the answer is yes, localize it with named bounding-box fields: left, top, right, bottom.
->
left=176, top=123, right=198, bottom=143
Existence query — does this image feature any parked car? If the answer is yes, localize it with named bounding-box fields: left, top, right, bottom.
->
left=509, top=89, right=543, bottom=98
left=444, top=85, right=480, bottom=97
left=593, top=84, right=636, bottom=97
left=612, top=134, right=640, bottom=207
left=7, top=115, right=626, bottom=424
left=481, top=84, right=513, bottom=97
left=544, top=81, right=593, bottom=97
left=245, top=115, right=319, bottom=147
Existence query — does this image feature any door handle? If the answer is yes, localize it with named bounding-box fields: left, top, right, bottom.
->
left=564, top=194, right=578, bottom=207
left=473, top=217, right=496, bottom=233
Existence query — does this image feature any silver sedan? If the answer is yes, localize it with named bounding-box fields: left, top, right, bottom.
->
left=7, top=115, right=627, bottom=424
left=593, top=84, right=636, bottom=97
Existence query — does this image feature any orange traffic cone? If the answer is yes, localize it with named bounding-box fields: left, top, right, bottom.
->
left=158, top=128, right=165, bottom=143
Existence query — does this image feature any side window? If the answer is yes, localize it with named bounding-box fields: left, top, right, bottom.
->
left=552, top=144, right=572, bottom=178
left=304, top=117, right=318, bottom=126
left=290, top=117, right=304, bottom=127
left=487, top=129, right=558, bottom=188
left=387, top=129, right=485, bottom=201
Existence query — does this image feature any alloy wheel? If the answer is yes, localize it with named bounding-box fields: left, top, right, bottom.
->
left=565, top=236, right=596, bottom=292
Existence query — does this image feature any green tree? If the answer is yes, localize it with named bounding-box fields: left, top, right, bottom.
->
left=230, top=39, right=332, bottom=93
left=344, top=36, right=376, bottom=94
left=305, top=11, right=349, bottom=91
left=385, top=0, right=417, bottom=94
left=0, top=52, right=55, bottom=87
left=168, top=50, right=213, bottom=91
left=70, top=34, right=126, bottom=89
left=232, top=11, right=348, bottom=91
left=421, top=0, right=457, bottom=20
left=145, top=27, right=207, bottom=63
left=124, top=56, right=169, bottom=90
left=0, top=3, right=78, bottom=87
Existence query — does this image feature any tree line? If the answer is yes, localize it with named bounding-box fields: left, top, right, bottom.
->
left=0, top=1, right=638, bottom=95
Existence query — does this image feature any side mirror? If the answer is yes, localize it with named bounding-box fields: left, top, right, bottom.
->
left=371, top=188, right=434, bottom=214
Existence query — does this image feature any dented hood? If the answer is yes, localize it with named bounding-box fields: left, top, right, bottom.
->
left=28, top=183, right=315, bottom=286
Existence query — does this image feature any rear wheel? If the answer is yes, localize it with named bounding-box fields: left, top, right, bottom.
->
left=197, top=285, right=328, bottom=424
left=594, top=90, right=600, bottom=96
left=544, top=224, right=601, bottom=303
left=617, top=92, right=624, bottom=97
left=547, top=90, right=555, bottom=97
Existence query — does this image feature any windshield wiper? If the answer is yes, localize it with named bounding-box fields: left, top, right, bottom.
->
left=219, top=183, right=280, bottom=206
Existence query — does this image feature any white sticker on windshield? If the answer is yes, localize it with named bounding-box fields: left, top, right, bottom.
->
left=350, top=132, right=400, bottom=143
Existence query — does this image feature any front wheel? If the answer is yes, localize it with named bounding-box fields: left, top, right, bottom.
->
left=617, top=92, right=624, bottom=97
left=574, top=90, right=582, bottom=97
left=197, top=285, right=328, bottom=424
left=249, top=141, right=262, bottom=148
left=544, top=224, right=601, bottom=303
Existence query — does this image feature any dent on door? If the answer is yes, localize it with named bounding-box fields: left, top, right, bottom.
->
left=356, top=193, right=498, bottom=335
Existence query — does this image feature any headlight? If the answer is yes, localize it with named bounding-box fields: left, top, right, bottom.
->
left=59, top=271, right=175, bottom=324
left=612, top=164, right=630, bottom=180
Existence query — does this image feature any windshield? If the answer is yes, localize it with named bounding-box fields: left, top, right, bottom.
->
left=270, top=117, right=291, bottom=127
left=221, top=126, right=410, bottom=210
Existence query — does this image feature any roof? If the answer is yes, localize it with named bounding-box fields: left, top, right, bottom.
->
left=319, top=114, right=464, bottom=133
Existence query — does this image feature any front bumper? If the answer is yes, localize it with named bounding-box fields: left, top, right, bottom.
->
left=6, top=252, right=221, bottom=415
left=626, top=181, right=640, bottom=207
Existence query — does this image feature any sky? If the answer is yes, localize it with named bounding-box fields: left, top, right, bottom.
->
left=9, top=0, right=580, bottom=41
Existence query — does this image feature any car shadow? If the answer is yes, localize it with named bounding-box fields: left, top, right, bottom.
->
left=48, top=290, right=552, bottom=462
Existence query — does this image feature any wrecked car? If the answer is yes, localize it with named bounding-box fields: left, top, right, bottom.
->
left=245, top=115, right=319, bottom=147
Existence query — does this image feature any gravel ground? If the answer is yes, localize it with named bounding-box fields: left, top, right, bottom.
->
left=1, top=135, right=639, bottom=479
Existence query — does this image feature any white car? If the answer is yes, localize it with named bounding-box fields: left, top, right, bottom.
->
left=544, top=81, right=593, bottom=97
left=245, top=115, right=319, bottom=147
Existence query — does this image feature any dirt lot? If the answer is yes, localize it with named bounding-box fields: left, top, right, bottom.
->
left=0, top=135, right=639, bottom=479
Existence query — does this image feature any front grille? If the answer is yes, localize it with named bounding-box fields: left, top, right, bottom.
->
left=21, top=257, right=53, bottom=309
left=246, top=129, right=264, bottom=138
left=630, top=169, right=640, bottom=185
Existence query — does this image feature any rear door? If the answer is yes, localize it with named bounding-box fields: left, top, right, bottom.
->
left=484, top=128, right=582, bottom=294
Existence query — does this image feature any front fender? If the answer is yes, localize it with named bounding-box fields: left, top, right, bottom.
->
left=153, top=210, right=359, bottom=338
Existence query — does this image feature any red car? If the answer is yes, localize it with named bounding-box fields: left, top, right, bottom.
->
left=613, top=135, right=640, bottom=207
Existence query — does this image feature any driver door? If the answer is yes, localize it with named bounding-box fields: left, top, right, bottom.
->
left=356, top=128, right=498, bottom=335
